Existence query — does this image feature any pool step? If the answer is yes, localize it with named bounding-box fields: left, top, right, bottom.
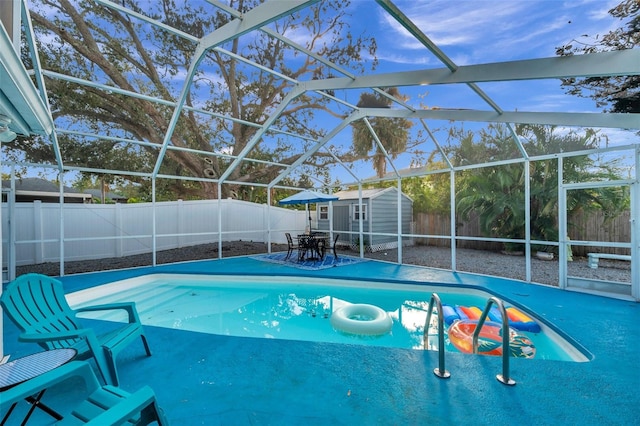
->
left=75, top=285, right=181, bottom=322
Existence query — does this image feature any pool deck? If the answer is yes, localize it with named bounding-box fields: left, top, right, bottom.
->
left=2, top=255, right=639, bottom=425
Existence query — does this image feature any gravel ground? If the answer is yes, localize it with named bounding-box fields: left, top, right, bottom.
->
left=365, top=245, right=631, bottom=286
left=16, top=241, right=631, bottom=287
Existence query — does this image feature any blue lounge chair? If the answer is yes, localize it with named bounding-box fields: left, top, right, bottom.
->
left=0, top=361, right=168, bottom=425
left=0, top=273, right=151, bottom=386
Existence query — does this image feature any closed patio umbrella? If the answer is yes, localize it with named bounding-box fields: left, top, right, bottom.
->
left=279, top=190, right=339, bottom=231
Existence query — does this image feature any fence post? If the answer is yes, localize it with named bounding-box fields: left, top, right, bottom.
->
left=33, top=200, right=44, bottom=264
left=264, top=203, right=270, bottom=250
left=115, top=203, right=123, bottom=258
left=177, top=199, right=184, bottom=248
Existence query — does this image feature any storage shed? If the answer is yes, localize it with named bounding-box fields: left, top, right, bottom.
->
left=316, top=187, right=413, bottom=252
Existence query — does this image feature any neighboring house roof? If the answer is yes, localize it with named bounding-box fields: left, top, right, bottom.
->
left=1, top=178, right=91, bottom=202
left=83, top=189, right=128, bottom=202
left=332, top=187, right=412, bottom=202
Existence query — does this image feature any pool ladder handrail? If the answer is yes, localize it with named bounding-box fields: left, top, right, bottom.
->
left=472, top=297, right=516, bottom=386
left=423, top=293, right=450, bottom=379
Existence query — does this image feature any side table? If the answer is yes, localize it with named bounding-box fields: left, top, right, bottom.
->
left=0, top=348, right=77, bottom=425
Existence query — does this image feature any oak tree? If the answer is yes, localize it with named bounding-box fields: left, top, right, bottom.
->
left=12, top=0, right=377, bottom=200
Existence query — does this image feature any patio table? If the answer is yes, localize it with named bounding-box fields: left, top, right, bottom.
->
left=1, top=348, right=77, bottom=425
left=297, top=233, right=327, bottom=261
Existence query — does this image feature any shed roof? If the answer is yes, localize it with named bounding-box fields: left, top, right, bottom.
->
left=333, top=187, right=411, bottom=202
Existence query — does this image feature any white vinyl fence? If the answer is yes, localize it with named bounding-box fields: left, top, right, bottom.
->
left=2, top=199, right=309, bottom=267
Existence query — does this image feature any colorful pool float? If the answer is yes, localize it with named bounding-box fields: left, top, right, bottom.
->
left=442, top=304, right=541, bottom=333
left=448, top=320, right=537, bottom=358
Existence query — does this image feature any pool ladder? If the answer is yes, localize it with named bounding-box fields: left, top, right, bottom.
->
left=423, top=293, right=516, bottom=386
left=423, top=293, right=450, bottom=379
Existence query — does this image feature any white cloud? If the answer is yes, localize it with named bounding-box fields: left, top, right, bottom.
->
left=374, top=0, right=623, bottom=65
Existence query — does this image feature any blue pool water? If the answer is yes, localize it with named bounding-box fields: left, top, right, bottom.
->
left=68, top=273, right=588, bottom=362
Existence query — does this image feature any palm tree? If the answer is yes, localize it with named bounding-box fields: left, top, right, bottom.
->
left=457, top=163, right=528, bottom=251
left=455, top=124, right=628, bottom=252
left=351, top=88, right=412, bottom=177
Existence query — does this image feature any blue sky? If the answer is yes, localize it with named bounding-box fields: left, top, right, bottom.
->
left=353, top=0, right=623, bottom=113
left=7, top=0, right=635, bottom=186
left=310, top=0, right=636, bottom=183
left=372, top=0, right=619, bottom=64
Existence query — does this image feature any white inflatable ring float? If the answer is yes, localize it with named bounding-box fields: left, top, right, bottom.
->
left=330, top=304, right=392, bottom=335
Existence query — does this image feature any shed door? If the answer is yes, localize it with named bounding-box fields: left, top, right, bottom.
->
left=333, top=205, right=350, bottom=241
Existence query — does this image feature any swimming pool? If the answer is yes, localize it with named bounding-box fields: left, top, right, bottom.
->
left=68, top=273, right=588, bottom=362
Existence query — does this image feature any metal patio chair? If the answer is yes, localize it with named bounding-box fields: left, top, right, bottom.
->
left=329, top=234, right=340, bottom=259
left=297, top=234, right=312, bottom=261
left=284, top=232, right=296, bottom=260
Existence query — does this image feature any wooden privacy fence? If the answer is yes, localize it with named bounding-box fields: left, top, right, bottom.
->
left=568, top=210, right=631, bottom=256
left=413, top=210, right=631, bottom=256
left=2, top=199, right=308, bottom=266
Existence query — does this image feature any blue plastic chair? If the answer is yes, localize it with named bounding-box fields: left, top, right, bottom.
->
left=0, top=273, right=151, bottom=386
left=0, top=361, right=168, bottom=425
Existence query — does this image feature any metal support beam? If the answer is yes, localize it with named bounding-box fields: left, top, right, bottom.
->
left=153, top=0, right=318, bottom=178
left=363, top=117, right=400, bottom=178
left=303, top=50, right=640, bottom=91
left=219, top=86, right=306, bottom=183
left=632, top=147, right=640, bottom=300
left=420, top=119, right=454, bottom=169
left=356, top=108, right=640, bottom=130
left=524, top=159, right=532, bottom=282
left=270, top=110, right=362, bottom=188
left=197, top=1, right=319, bottom=55
left=507, top=123, right=529, bottom=161
left=21, top=0, right=61, bottom=169
left=375, top=0, right=503, bottom=113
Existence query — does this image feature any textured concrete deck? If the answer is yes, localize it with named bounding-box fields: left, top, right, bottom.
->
left=2, top=256, right=638, bottom=425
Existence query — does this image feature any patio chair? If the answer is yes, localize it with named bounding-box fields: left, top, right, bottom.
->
left=316, top=234, right=339, bottom=261
left=297, top=234, right=309, bottom=261
left=330, top=234, right=340, bottom=259
left=1, top=361, right=168, bottom=425
left=284, top=233, right=295, bottom=260
left=0, top=273, right=152, bottom=386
